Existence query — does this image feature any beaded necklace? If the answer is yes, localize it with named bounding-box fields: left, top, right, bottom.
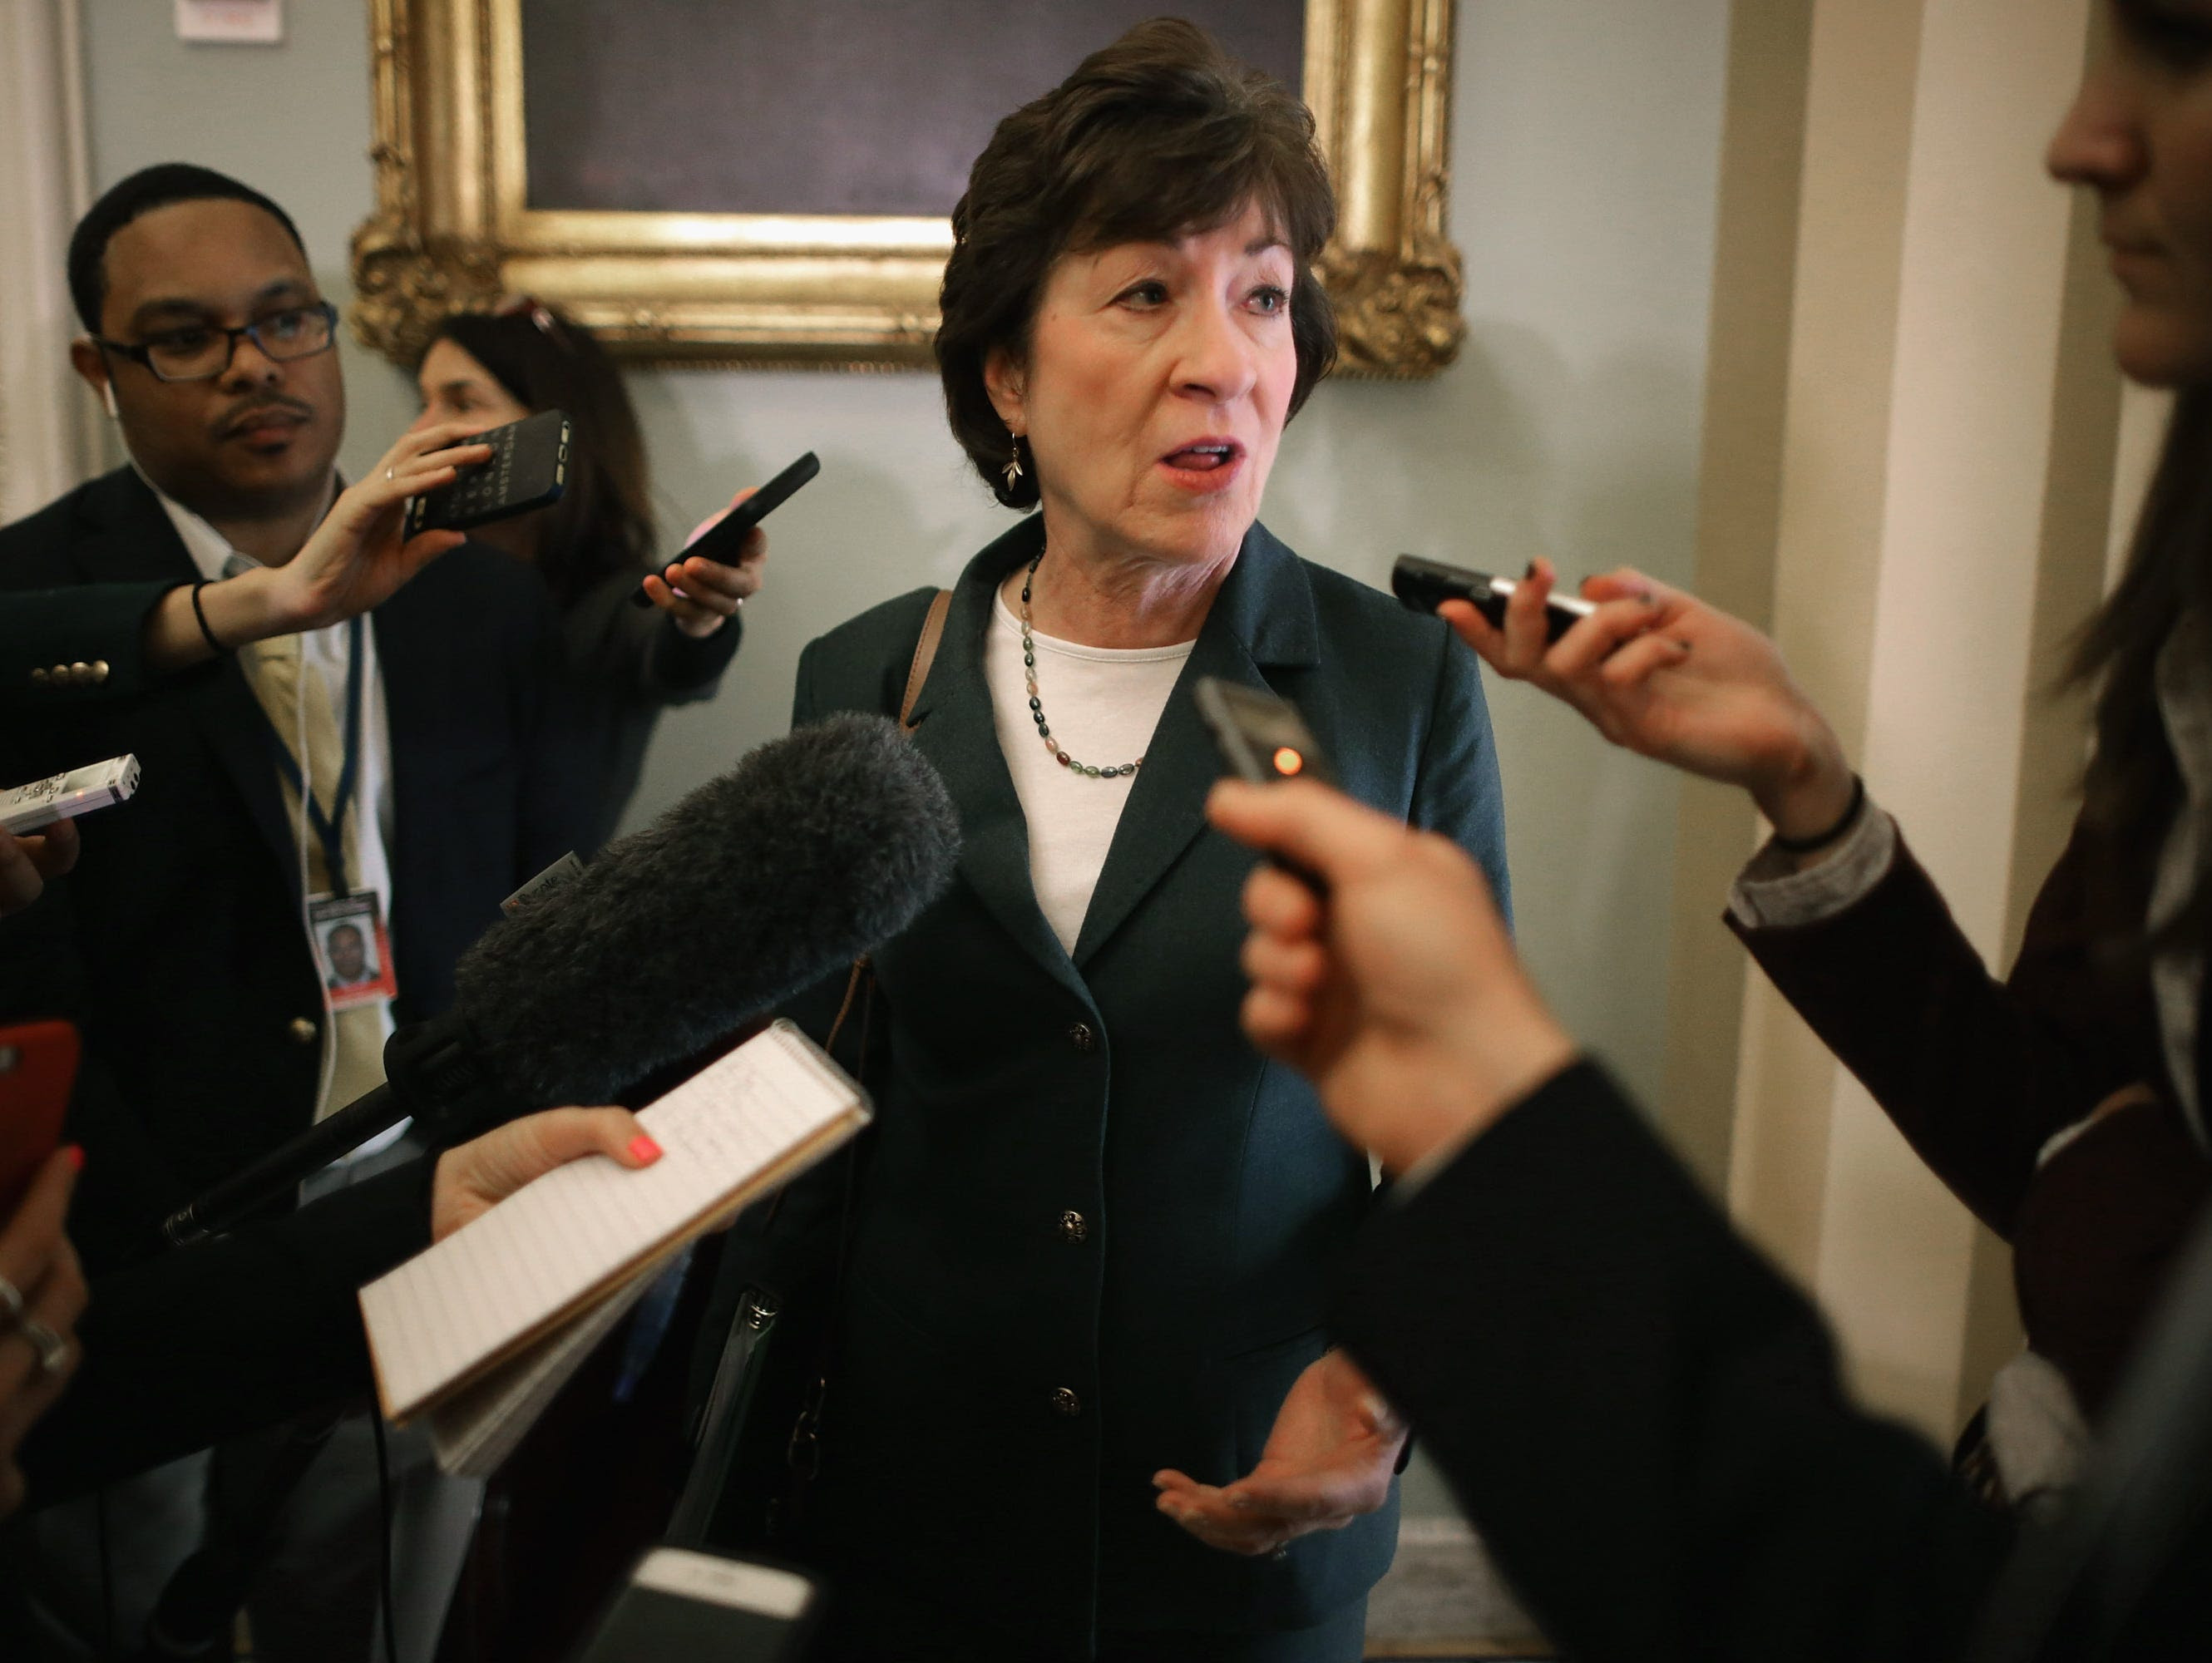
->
left=1019, top=551, right=1145, bottom=780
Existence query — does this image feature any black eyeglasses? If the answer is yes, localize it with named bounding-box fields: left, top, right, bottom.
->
left=92, top=300, right=339, bottom=383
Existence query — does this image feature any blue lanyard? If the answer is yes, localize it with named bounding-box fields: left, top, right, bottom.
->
left=259, top=615, right=365, bottom=899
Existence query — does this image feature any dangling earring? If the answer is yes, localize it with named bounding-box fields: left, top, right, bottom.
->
left=1003, top=432, right=1025, bottom=490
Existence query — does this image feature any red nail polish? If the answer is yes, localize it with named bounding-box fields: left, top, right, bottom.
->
left=64, top=1144, right=84, bottom=1172
left=628, top=1133, right=663, bottom=1163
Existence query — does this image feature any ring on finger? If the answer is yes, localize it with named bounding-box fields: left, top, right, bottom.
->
left=1270, top=1545, right=1291, bottom=1562
left=0, top=1275, right=20, bottom=1325
left=15, top=1318, right=68, bottom=1374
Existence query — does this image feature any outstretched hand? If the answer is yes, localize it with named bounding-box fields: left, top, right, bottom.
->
left=265, top=422, right=493, bottom=632
left=431, top=1107, right=662, bottom=1242
left=1440, top=558, right=1856, bottom=838
left=1154, top=1349, right=1406, bottom=1557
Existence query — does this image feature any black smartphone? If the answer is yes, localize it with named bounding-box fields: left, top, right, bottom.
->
left=570, top=1547, right=820, bottom=1663
left=1192, top=678, right=1339, bottom=788
left=1391, top=554, right=1597, bottom=644
left=630, top=451, right=822, bottom=608
left=403, top=408, right=570, bottom=536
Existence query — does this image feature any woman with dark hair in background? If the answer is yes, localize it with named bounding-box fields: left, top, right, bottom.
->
left=412, top=300, right=768, bottom=846
left=706, top=19, right=1508, bottom=1662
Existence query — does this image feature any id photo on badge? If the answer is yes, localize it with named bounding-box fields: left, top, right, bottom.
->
left=310, top=895, right=397, bottom=1009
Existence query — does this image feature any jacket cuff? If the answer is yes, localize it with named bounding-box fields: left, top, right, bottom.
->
left=649, top=609, right=743, bottom=695
left=3, top=580, right=182, bottom=706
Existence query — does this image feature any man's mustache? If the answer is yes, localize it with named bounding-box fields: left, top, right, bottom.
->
left=213, top=397, right=315, bottom=441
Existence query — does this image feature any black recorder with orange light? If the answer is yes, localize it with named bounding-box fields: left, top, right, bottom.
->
left=1195, top=679, right=1336, bottom=894
left=1194, top=678, right=1337, bottom=790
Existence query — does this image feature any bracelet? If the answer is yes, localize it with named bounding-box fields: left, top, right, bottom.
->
left=189, top=580, right=232, bottom=656
left=1771, top=772, right=1865, bottom=854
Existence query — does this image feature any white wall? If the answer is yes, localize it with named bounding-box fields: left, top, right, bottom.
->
left=72, top=0, right=1731, bottom=1102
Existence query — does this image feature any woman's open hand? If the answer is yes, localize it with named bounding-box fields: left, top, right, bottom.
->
left=1153, top=1349, right=1406, bottom=1557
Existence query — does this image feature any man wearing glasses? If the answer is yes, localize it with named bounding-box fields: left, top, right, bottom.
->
left=0, top=165, right=591, bottom=1663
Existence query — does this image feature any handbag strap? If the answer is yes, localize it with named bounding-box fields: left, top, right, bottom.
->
left=820, top=587, right=950, bottom=1058
left=900, top=588, right=954, bottom=733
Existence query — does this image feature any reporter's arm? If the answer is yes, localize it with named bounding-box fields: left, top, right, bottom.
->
left=0, top=1149, right=86, bottom=1517
left=1332, top=1060, right=2007, bottom=1663
left=563, top=569, right=741, bottom=704
left=1198, top=779, right=2010, bottom=1658
left=18, top=1107, right=655, bottom=1505
left=0, top=584, right=182, bottom=707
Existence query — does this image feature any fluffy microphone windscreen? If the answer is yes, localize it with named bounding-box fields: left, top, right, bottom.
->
left=452, top=712, right=960, bottom=1105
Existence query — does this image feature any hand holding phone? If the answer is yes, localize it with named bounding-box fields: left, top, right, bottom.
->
left=0, top=1023, right=77, bottom=1216
left=1391, top=555, right=1597, bottom=644
left=630, top=452, right=820, bottom=609
left=402, top=409, right=570, bottom=537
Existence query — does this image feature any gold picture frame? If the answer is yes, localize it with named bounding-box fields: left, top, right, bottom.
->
left=351, top=0, right=1461, bottom=377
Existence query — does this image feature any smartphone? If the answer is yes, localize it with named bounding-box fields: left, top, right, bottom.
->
left=1, top=754, right=140, bottom=836
left=403, top=408, right=570, bottom=537
left=1193, top=678, right=1339, bottom=788
left=570, top=1547, right=821, bottom=1663
left=1391, top=555, right=1597, bottom=644
left=630, top=452, right=821, bottom=608
left=0, top=1022, right=78, bottom=1215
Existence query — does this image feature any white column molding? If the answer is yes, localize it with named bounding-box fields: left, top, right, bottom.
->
left=0, top=0, right=96, bottom=524
left=1690, top=0, right=2134, bottom=1442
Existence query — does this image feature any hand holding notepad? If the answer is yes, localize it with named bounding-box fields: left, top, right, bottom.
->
left=358, top=1021, right=869, bottom=1475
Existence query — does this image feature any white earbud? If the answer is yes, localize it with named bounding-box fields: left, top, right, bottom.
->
left=100, top=380, right=119, bottom=419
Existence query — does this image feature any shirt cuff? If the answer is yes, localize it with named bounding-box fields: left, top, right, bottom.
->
left=1726, top=800, right=1898, bottom=930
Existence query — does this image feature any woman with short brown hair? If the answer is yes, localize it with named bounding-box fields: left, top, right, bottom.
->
left=718, top=22, right=1509, bottom=1659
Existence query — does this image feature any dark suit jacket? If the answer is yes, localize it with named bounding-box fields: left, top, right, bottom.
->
left=0, top=466, right=594, bottom=1270
left=1333, top=1059, right=2212, bottom=1662
left=718, top=516, right=1508, bottom=1647
left=1730, top=824, right=2212, bottom=1414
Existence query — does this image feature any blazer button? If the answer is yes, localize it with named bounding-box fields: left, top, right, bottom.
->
left=91, top=660, right=111, bottom=684
left=288, top=1017, right=319, bottom=1045
left=1059, top=1210, right=1088, bottom=1245
left=69, top=662, right=91, bottom=683
left=1067, top=1022, right=1096, bottom=1054
left=30, top=668, right=48, bottom=686
left=1049, top=1387, right=1081, bottom=1418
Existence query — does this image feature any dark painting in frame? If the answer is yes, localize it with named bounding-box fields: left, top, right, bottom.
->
left=353, top=0, right=1461, bottom=374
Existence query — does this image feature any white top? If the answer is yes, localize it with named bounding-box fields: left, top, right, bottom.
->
left=985, top=586, right=1194, bottom=955
left=144, top=469, right=402, bottom=1139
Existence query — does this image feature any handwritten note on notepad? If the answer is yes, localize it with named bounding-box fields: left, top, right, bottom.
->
left=360, top=1020, right=868, bottom=1427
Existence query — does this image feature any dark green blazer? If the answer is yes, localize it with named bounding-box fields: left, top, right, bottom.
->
left=733, top=515, right=1508, bottom=1647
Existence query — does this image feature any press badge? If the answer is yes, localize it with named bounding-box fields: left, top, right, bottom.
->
left=309, top=893, right=398, bottom=1009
